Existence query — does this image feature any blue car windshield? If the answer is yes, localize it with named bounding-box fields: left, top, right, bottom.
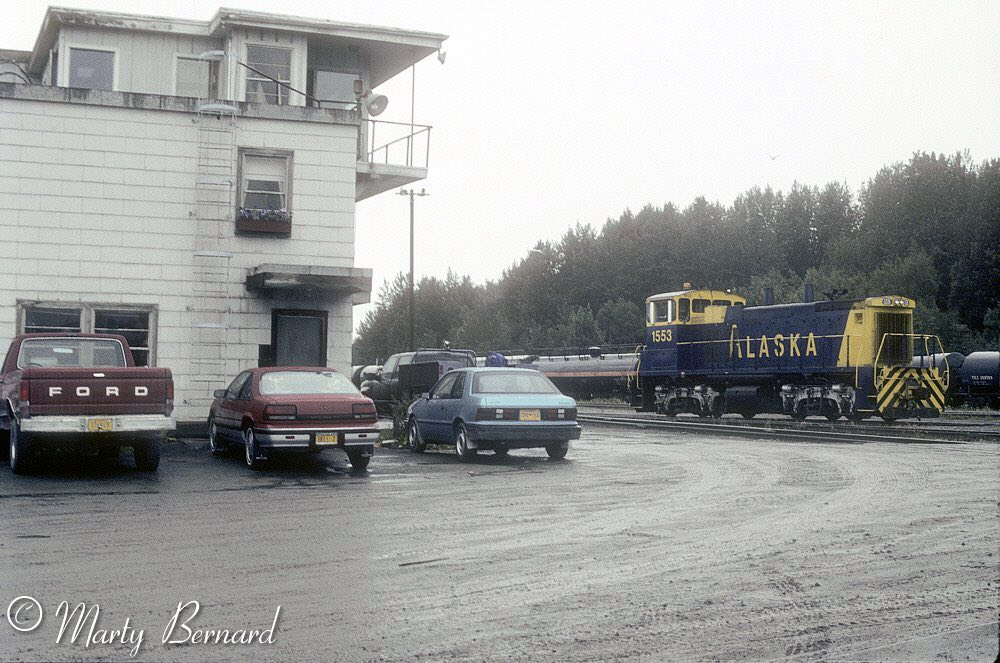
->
left=472, top=372, right=560, bottom=394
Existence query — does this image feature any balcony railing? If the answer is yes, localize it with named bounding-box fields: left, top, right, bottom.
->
left=361, top=118, right=431, bottom=169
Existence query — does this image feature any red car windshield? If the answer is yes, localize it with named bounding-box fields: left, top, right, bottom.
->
left=472, top=372, right=560, bottom=394
left=259, top=371, right=359, bottom=396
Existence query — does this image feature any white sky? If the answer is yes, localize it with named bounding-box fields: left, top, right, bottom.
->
left=5, top=1, right=1000, bottom=336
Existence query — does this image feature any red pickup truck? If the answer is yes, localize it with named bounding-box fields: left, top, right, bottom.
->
left=0, top=333, right=175, bottom=474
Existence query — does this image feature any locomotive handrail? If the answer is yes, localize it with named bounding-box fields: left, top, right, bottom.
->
left=873, top=333, right=948, bottom=389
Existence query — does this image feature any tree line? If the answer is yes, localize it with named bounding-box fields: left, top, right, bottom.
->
left=353, top=151, right=999, bottom=364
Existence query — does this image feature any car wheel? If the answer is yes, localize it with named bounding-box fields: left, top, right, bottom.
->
left=493, top=444, right=509, bottom=457
left=244, top=427, right=264, bottom=469
left=133, top=438, right=161, bottom=472
left=545, top=443, right=568, bottom=460
left=454, top=423, right=476, bottom=461
left=9, top=419, right=33, bottom=475
left=407, top=418, right=426, bottom=453
left=346, top=448, right=370, bottom=471
left=208, top=419, right=227, bottom=456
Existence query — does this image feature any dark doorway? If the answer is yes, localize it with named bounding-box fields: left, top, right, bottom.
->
left=272, top=309, right=327, bottom=366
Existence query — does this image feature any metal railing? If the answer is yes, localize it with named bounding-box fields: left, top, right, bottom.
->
left=361, top=118, right=431, bottom=169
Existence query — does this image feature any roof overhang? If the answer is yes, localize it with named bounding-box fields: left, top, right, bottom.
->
left=246, top=264, right=373, bottom=303
left=28, top=6, right=447, bottom=83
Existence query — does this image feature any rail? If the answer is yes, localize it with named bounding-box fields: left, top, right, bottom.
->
left=362, top=118, right=431, bottom=168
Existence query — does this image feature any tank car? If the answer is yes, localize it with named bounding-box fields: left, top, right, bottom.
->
left=632, top=287, right=948, bottom=420
left=525, top=351, right=640, bottom=400
left=958, top=351, right=1000, bottom=408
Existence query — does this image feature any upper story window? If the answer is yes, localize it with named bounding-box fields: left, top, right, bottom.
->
left=308, top=70, right=360, bottom=109
left=68, top=47, right=115, bottom=90
left=245, top=45, right=291, bottom=105
left=237, top=149, right=293, bottom=235
left=175, top=56, right=217, bottom=98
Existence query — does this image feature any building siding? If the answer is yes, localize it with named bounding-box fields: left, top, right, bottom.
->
left=0, top=93, right=362, bottom=420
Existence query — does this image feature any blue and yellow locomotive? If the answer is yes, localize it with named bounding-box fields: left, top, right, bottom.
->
left=632, top=286, right=948, bottom=420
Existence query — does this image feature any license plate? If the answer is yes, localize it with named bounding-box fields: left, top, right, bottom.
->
left=315, top=433, right=339, bottom=445
left=87, top=417, right=114, bottom=432
left=519, top=409, right=541, bottom=421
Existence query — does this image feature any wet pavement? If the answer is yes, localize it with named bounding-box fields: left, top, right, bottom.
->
left=1, top=429, right=997, bottom=661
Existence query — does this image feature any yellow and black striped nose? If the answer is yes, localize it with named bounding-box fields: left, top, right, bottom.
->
left=876, top=366, right=946, bottom=414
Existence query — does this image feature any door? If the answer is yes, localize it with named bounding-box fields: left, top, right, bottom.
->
left=439, top=372, right=468, bottom=435
left=423, top=372, right=458, bottom=442
left=272, top=310, right=327, bottom=367
left=216, top=371, right=251, bottom=439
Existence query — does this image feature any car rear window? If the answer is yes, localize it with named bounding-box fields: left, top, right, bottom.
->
left=18, top=338, right=127, bottom=368
left=472, top=372, right=560, bottom=394
left=259, top=371, right=359, bottom=396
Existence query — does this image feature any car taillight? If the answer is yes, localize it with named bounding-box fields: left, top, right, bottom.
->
left=352, top=402, right=377, bottom=419
left=542, top=408, right=577, bottom=420
left=475, top=408, right=518, bottom=420
left=20, top=381, right=29, bottom=403
left=264, top=404, right=297, bottom=421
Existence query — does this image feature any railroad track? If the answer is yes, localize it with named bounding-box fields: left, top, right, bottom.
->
left=577, top=412, right=1000, bottom=444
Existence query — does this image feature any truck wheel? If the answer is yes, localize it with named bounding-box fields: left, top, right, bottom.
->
left=454, top=423, right=477, bottom=461
left=208, top=419, right=227, bottom=456
left=407, top=418, right=426, bottom=453
left=9, top=419, right=32, bottom=475
left=133, top=438, right=161, bottom=472
left=346, top=448, right=370, bottom=471
left=545, top=443, right=568, bottom=460
left=244, top=428, right=264, bottom=469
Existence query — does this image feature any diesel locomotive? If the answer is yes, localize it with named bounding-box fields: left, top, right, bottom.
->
left=631, top=287, right=947, bottom=420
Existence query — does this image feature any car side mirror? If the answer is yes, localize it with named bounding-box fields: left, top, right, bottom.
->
left=213, top=389, right=226, bottom=398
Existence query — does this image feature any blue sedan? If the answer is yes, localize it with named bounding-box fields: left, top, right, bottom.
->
left=405, top=367, right=581, bottom=460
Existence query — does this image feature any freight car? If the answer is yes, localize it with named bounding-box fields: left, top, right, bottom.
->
left=953, top=351, right=1000, bottom=408
left=631, top=287, right=947, bottom=420
left=522, top=351, right=640, bottom=399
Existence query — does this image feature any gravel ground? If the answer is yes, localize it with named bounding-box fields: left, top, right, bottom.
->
left=1, top=428, right=997, bottom=661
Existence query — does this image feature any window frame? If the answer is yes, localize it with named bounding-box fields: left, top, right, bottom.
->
left=173, top=54, right=219, bottom=98
left=236, top=148, right=294, bottom=235
left=62, top=44, right=119, bottom=91
left=244, top=44, right=293, bottom=105
left=17, top=301, right=157, bottom=366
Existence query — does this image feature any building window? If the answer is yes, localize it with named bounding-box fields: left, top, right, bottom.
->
left=19, top=303, right=156, bottom=366
left=237, top=149, right=293, bottom=234
left=68, top=47, right=115, bottom=90
left=245, top=45, right=292, bottom=105
left=175, top=56, right=217, bottom=98
left=308, top=70, right=361, bottom=109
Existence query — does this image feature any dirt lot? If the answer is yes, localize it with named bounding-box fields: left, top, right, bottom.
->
left=1, top=428, right=997, bottom=661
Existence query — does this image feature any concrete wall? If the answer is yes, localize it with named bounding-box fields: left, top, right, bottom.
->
left=0, top=89, right=362, bottom=421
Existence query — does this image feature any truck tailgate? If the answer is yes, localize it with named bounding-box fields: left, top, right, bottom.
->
left=23, top=367, right=173, bottom=416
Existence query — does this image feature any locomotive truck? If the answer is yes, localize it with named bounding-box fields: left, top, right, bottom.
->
left=631, top=287, right=947, bottom=421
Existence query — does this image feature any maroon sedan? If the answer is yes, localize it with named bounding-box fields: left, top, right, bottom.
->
left=208, top=367, right=379, bottom=470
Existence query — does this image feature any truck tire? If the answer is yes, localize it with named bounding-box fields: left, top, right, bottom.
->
left=346, top=448, right=370, bottom=471
left=133, top=438, right=161, bottom=472
left=545, top=443, right=568, bottom=460
left=9, top=419, right=32, bottom=475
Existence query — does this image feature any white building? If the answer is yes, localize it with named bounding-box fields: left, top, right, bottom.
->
left=0, top=7, right=446, bottom=422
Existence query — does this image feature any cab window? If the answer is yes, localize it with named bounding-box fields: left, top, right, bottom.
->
left=712, top=299, right=731, bottom=307
left=678, top=298, right=691, bottom=322
left=649, top=300, right=676, bottom=324
left=692, top=298, right=711, bottom=313
left=381, top=354, right=400, bottom=376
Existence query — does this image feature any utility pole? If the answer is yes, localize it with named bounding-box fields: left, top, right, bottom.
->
left=398, top=188, right=428, bottom=351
